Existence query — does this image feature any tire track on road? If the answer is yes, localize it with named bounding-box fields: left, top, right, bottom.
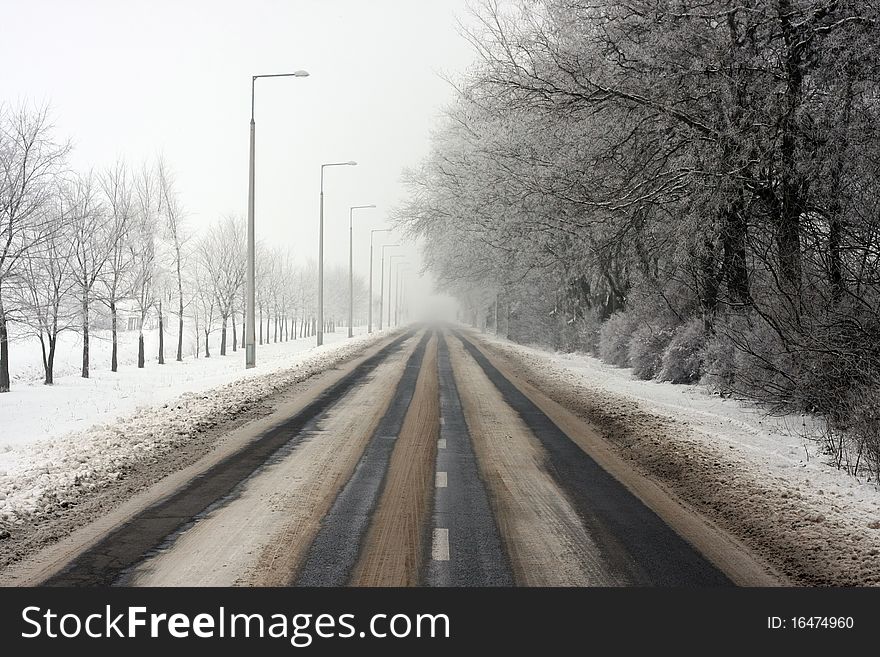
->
left=350, top=334, right=439, bottom=586
left=425, top=332, right=513, bottom=586
left=41, top=331, right=415, bottom=586
left=448, top=335, right=620, bottom=586
left=454, top=331, right=732, bottom=586
left=119, top=337, right=418, bottom=586
left=294, top=331, right=431, bottom=586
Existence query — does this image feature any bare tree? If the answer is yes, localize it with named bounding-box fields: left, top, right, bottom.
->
left=14, top=184, right=77, bottom=384
left=198, top=215, right=245, bottom=356
left=193, top=261, right=217, bottom=358
left=157, top=157, right=188, bottom=362
left=130, top=164, right=159, bottom=368
left=68, top=171, right=112, bottom=379
left=0, top=104, right=68, bottom=392
left=98, top=161, right=136, bottom=372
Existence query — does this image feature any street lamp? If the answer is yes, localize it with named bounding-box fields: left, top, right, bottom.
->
left=388, top=255, right=405, bottom=329
left=378, top=244, right=399, bottom=331
left=348, top=204, right=376, bottom=338
left=318, top=161, right=357, bottom=346
left=246, top=70, right=309, bottom=369
left=369, top=229, right=391, bottom=333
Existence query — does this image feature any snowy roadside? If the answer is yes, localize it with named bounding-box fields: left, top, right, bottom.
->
left=1, top=327, right=371, bottom=451
left=477, top=332, right=880, bottom=586
left=0, top=330, right=395, bottom=550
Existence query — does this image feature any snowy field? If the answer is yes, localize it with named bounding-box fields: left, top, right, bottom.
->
left=1, top=326, right=366, bottom=450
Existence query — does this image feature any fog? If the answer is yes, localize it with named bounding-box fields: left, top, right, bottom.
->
left=1, top=0, right=478, bottom=319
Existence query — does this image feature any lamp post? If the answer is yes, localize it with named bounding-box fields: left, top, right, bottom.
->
left=246, top=70, right=309, bottom=369
left=318, top=161, right=357, bottom=346
left=348, top=204, right=376, bottom=338
left=368, top=229, right=391, bottom=334
left=378, top=244, right=399, bottom=331
left=388, top=255, right=405, bottom=328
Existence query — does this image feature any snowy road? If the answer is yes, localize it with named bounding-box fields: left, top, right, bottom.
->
left=6, top=326, right=778, bottom=587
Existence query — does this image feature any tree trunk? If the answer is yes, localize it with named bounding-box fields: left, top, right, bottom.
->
left=259, top=306, right=263, bottom=345
left=274, top=313, right=278, bottom=343
left=82, top=295, right=90, bottom=378
left=827, top=69, right=854, bottom=302
left=232, top=311, right=238, bottom=352
left=220, top=318, right=227, bottom=356
left=776, top=1, right=805, bottom=299
left=46, top=335, right=56, bottom=385
left=699, top=237, right=720, bottom=332
left=176, top=263, right=184, bottom=362
left=776, top=213, right=802, bottom=298
left=111, top=300, right=118, bottom=372
left=721, top=202, right=751, bottom=306
left=204, top=329, right=211, bottom=358
left=138, top=330, right=145, bottom=368
left=158, top=299, right=165, bottom=365
left=39, top=334, right=49, bottom=384
left=0, top=291, right=10, bottom=393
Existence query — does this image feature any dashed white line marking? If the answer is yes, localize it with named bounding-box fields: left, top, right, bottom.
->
left=438, top=438, right=447, bottom=449
left=432, top=528, right=450, bottom=561
left=436, top=471, right=448, bottom=488
left=440, top=417, right=445, bottom=426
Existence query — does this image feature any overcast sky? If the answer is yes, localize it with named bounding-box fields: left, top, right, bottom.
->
left=1, top=0, right=479, bottom=312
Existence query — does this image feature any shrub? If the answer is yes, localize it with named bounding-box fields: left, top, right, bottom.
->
left=577, top=308, right=603, bottom=354
left=700, top=329, right=737, bottom=391
left=628, top=324, right=674, bottom=380
left=598, top=312, right=637, bottom=367
left=659, top=319, right=706, bottom=384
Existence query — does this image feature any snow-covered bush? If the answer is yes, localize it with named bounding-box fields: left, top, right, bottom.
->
left=718, top=313, right=796, bottom=407
left=577, top=308, right=603, bottom=354
left=598, top=312, right=637, bottom=367
left=628, top=324, right=673, bottom=380
left=659, top=319, right=706, bottom=384
left=841, top=385, right=880, bottom=481
left=700, top=328, right=737, bottom=391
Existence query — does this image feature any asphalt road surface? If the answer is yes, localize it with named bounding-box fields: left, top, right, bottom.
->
left=28, top=327, right=774, bottom=587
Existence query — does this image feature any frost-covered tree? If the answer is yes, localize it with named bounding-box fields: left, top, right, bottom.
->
left=68, top=172, right=112, bottom=379
left=130, top=165, right=159, bottom=369
left=0, top=104, right=68, bottom=392
left=157, top=157, right=188, bottom=362
left=15, top=184, right=77, bottom=385
left=98, top=161, right=136, bottom=372
left=198, top=215, right=245, bottom=356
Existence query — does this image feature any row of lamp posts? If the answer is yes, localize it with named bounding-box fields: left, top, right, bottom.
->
left=245, top=71, right=407, bottom=368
